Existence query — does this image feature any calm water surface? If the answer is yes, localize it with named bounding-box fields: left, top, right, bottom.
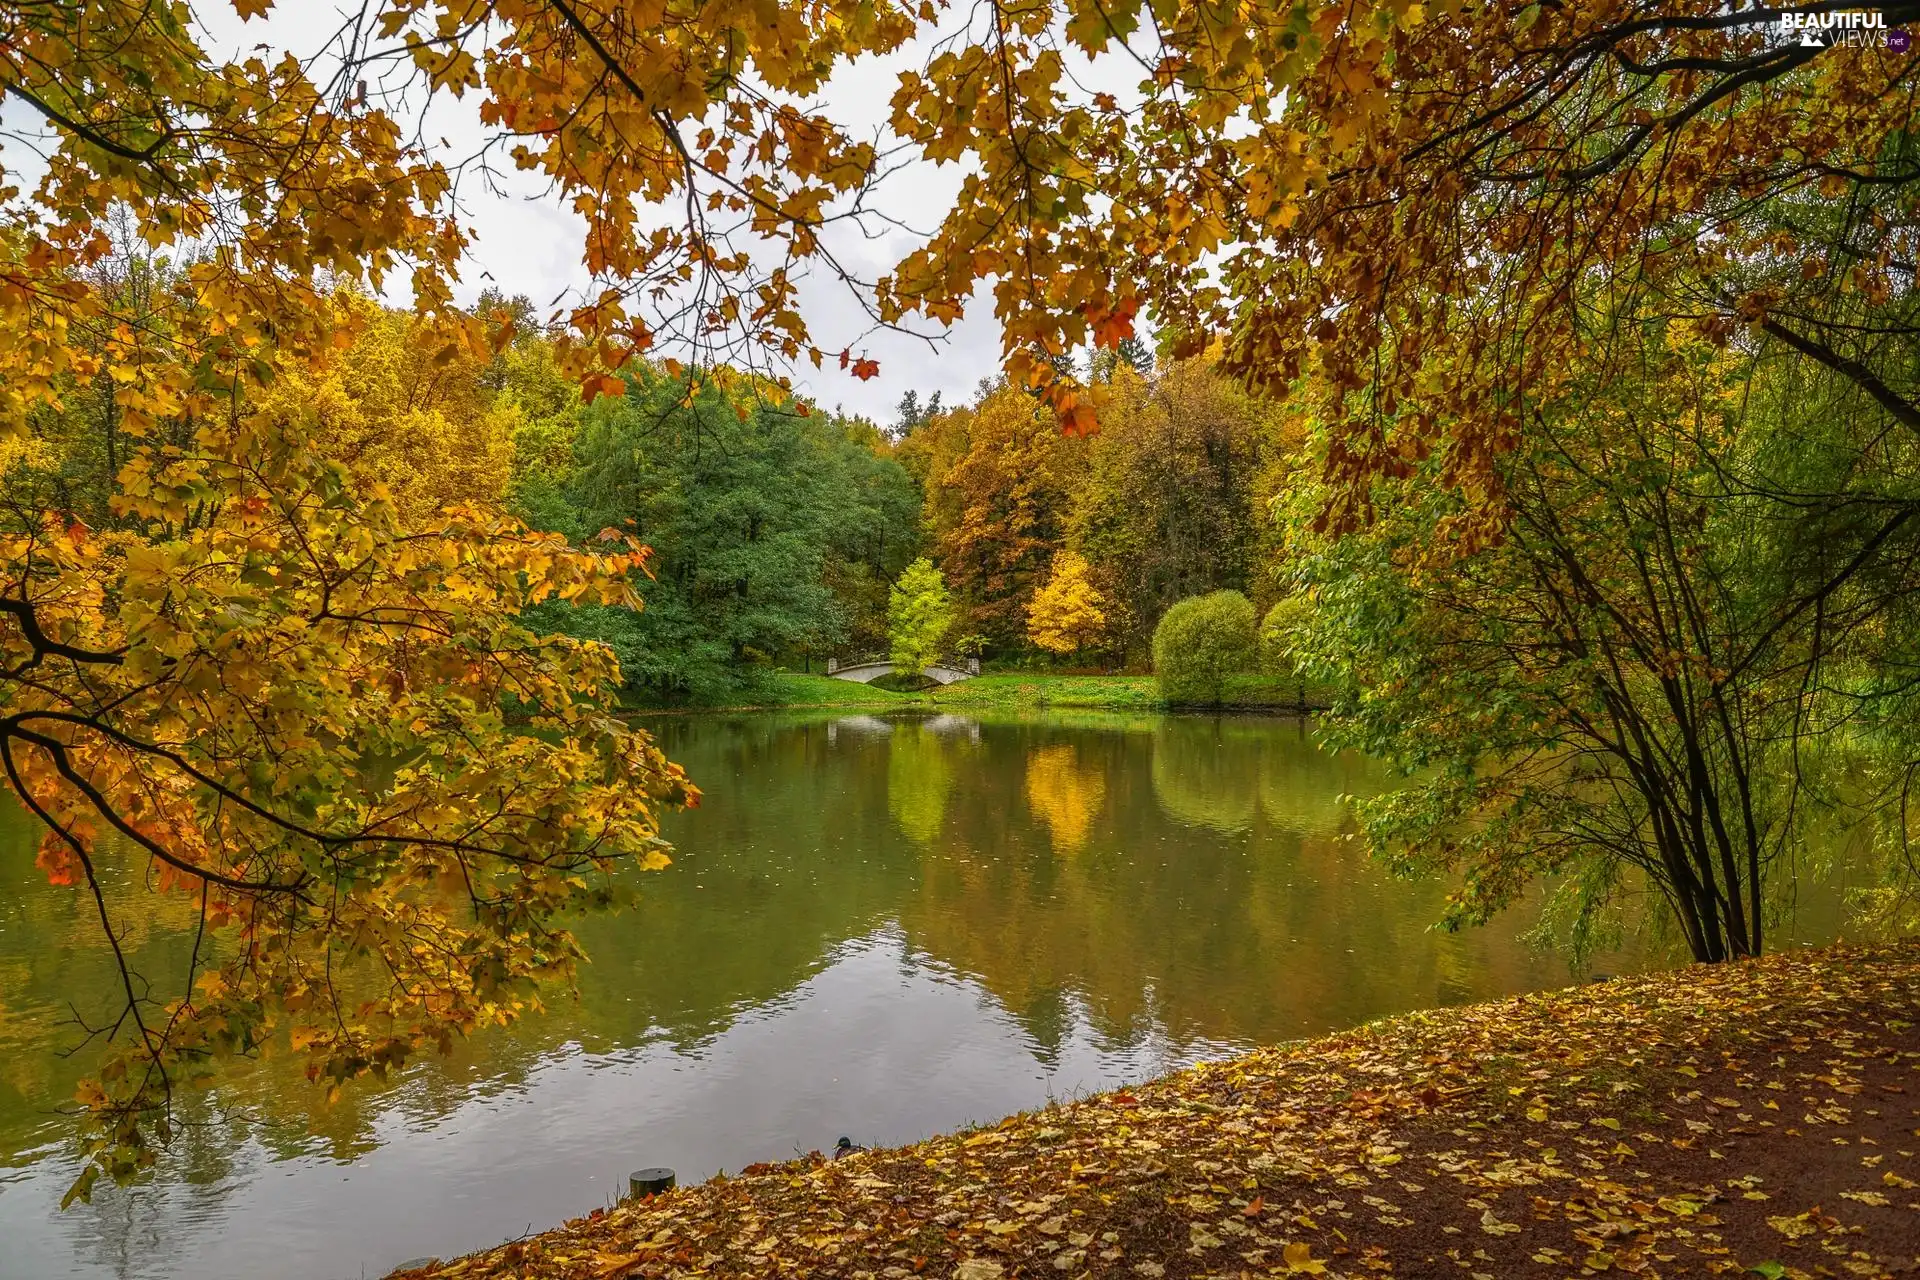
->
left=0, top=711, right=1723, bottom=1278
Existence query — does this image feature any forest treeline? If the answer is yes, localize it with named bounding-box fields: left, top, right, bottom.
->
left=9, top=263, right=1299, bottom=704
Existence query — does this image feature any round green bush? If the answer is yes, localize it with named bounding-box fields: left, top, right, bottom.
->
left=1152, top=590, right=1257, bottom=705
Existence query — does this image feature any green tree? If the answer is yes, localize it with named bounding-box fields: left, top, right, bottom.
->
left=891, top=389, right=943, bottom=438
left=889, top=557, right=954, bottom=676
left=1152, top=591, right=1257, bottom=706
left=1282, top=326, right=1920, bottom=964
left=519, top=370, right=920, bottom=701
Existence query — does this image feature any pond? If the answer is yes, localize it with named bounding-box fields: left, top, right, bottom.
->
left=0, top=710, right=1843, bottom=1279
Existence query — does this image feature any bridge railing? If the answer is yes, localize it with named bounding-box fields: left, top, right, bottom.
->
left=826, top=654, right=980, bottom=676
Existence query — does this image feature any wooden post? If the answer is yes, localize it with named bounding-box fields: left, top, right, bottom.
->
left=630, top=1167, right=676, bottom=1197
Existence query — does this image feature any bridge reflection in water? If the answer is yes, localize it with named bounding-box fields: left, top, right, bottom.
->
left=825, top=654, right=980, bottom=684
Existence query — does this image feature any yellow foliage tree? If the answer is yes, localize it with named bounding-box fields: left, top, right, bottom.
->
left=1026, top=552, right=1107, bottom=655
left=256, top=297, right=515, bottom=528
left=0, top=1, right=710, bottom=1198
left=931, top=385, right=1082, bottom=644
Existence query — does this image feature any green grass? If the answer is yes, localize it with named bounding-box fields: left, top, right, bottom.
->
left=629, top=671, right=1321, bottom=713
left=624, top=671, right=908, bottom=712
left=931, top=672, right=1316, bottom=710
left=926, top=673, right=1163, bottom=709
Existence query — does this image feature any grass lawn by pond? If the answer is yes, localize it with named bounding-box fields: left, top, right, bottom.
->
left=629, top=672, right=1318, bottom=713
left=392, top=941, right=1920, bottom=1280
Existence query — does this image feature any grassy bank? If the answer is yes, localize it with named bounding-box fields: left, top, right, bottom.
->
left=628, top=672, right=1319, bottom=714
left=931, top=672, right=1315, bottom=711
left=394, top=942, right=1920, bottom=1280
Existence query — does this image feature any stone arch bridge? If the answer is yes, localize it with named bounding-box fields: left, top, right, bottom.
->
left=825, top=653, right=980, bottom=684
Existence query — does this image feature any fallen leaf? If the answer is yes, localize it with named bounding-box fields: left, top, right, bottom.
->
left=1283, top=1240, right=1327, bottom=1274
left=1765, top=1212, right=1818, bottom=1240
left=1188, top=1222, right=1224, bottom=1249
left=1479, top=1208, right=1520, bottom=1235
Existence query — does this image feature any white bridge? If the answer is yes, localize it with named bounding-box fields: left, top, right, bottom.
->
left=825, top=653, right=981, bottom=684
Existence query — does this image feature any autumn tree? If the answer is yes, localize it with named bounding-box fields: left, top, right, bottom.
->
left=873, top=0, right=1920, bottom=956
left=255, top=294, right=516, bottom=528
left=888, top=557, right=953, bottom=677
left=920, top=383, right=1082, bottom=648
left=0, top=0, right=913, bottom=1193
left=1070, top=357, right=1279, bottom=655
left=1026, top=552, right=1106, bottom=656
left=1280, top=324, right=1920, bottom=963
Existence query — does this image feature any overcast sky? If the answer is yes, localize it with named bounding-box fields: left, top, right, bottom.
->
left=192, top=3, right=1012, bottom=426
left=0, top=3, right=1022, bottom=423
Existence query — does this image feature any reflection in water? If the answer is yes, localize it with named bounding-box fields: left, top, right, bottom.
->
left=3, top=710, right=1682, bottom=1279
left=887, top=722, right=956, bottom=845
left=1150, top=719, right=1258, bottom=833
left=1023, top=744, right=1106, bottom=855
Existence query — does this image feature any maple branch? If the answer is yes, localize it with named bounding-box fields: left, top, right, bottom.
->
left=1527, top=43, right=1819, bottom=187
left=2, top=720, right=314, bottom=897
left=0, top=80, right=176, bottom=167
left=8, top=708, right=620, bottom=870
left=0, top=593, right=128, bottom=673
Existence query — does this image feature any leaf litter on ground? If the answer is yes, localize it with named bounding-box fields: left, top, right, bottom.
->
left=392, top=943, right=1920, bottom=1280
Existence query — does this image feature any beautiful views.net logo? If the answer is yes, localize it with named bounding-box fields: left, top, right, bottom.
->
left=1778, top=8, right=1912, bottom=51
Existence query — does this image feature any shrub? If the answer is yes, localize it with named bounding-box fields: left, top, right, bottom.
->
left=1260, top=595, right=1318, bottom=712
left=1152, top=590, right=1257, bottom=705
left=1258, top=595, right=1311, bottom=674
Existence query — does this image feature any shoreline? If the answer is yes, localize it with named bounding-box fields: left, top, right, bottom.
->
left=622, top=672, right=1330, bottom=717
left=392, top=942, right=1920, bottom=1280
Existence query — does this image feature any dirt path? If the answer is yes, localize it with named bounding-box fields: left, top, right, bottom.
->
left=396, top=944, right=1920, bottom=1280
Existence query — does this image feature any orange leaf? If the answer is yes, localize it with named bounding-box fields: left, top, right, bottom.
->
left=34, top=836, right=77, bottom=887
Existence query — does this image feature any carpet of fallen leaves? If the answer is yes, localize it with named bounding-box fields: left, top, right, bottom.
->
left=395, top=943, right=1920, bottom=1280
